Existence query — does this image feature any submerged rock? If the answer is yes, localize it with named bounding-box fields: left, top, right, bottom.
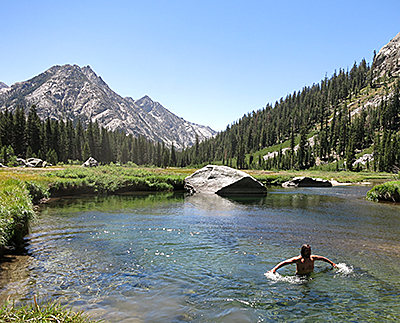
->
left=184, top=165, right=267, bottom=196
left=282, top=177, right=332, bottom=188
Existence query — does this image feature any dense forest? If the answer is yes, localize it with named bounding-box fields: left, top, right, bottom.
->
left=1, top=59, right=400, bottom=172
left=0, top=106, right=179, bottom=167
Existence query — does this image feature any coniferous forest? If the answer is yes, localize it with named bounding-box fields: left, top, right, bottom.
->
left=1, top=59, right=400, bottom=172
left=0, top=106, right=177, bottom=168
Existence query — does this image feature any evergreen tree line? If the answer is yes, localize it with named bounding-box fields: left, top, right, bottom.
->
left=0, top=106, right=180, bottom=167
left=181, top=59, right=400, bottom=172
left=2, top=59, right=400, bottom=172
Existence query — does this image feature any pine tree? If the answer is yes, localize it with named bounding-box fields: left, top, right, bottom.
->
left=25, top=106, right=42, bottom=156
left=75, top=120, right=84, bottom=161
left=13, top=106, right=26, bottom=157
left=82, top=142, right=91, bottom=161
left=170, top=143, right=177, bottom=167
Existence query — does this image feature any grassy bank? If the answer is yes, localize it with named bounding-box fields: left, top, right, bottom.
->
left=366, top=180, right=400, bottom=202
left=0, top=166, right=189, bottom=255
left=0, top=298, right=99, bottom=323
left=247, top=169, right=394, bottom=186
left=0, top=178, right=36, bottom=254
left=46, top=166, right=188, bottom=195
left=0, top=165, right=190, bottom=322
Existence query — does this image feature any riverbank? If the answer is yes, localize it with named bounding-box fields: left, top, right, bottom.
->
left=366, top=180, right=400, bottom=202
left=248, top=169, right=394, bottom=186
left=0, top=166, right=396, bottom=254
left=0, top=166, right=190, bottom=253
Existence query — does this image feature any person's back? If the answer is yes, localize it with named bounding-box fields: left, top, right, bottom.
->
left=269, top=244, right=337, bottom=275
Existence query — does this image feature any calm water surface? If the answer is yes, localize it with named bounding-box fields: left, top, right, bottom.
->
left=1, top=187, right=400, bottom=322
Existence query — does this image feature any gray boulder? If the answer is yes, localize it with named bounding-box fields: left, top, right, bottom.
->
left=82, top=157, right=99, bottom=167
left=282, top=177, right=332, bottom=188
left=27, top=158, right=48, bottom=167
left=16, top=157, right=48, bottom=167
left=16, top=158, right=28, bottom=167
left=184, top=165, right=267, bottom=196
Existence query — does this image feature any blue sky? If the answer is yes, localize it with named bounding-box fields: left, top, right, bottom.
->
left=1, top=1, right=399, bottom=131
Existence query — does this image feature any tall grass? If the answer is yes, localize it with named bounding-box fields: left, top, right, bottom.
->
left=0, top=178, right=35, bottom=252
left=0, top=298, right=100, bottom=323
left=46, top=166, right=186, bottom=194
left=366, top=180, right=400, bottom=202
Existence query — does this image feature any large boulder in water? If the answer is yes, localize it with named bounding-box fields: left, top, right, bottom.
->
left=184, top=165, right=267, bottom=196
left=282, top=177, right=332, bottom=188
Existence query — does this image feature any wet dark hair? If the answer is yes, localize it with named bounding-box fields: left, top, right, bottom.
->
left=301, top=244, right=311, bottom=258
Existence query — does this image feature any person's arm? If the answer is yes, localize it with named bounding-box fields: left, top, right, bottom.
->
left=268, top=256, right=299, bottom=273
left=312, top=255, right=337, bottom=268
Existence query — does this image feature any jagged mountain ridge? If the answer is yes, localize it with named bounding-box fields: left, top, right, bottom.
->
left=0, top=64, right=216, bottom=149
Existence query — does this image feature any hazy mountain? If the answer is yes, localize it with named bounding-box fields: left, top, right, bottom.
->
left=0, top=65, right=216, bottom=149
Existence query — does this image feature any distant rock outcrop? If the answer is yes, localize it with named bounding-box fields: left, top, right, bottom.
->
left=184, top=165, right=267, bottom=196
left=16, top=158, right=49, bottom=167
left=82, top=157, right=99, bottom=167
left=282, top=177, right=332, bottom=188
left=373, top=32, right=400, bottom=82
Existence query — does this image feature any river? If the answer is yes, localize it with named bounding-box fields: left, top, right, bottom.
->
left=1, top=186, right=399, bottom=322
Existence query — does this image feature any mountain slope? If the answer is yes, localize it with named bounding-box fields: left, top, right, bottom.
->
left=183, top=32, right=400, bottom=171
left=0, top=65, right=216, bottom=149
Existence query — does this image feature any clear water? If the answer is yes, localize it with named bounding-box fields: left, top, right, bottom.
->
left=2, top=187, right=400, bottom=322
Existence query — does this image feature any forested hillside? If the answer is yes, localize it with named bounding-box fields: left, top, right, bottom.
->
left=181, top=59, right=400, bottom=173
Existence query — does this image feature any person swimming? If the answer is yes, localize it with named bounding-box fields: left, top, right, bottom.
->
left=268, top=244, right=337, bottom=275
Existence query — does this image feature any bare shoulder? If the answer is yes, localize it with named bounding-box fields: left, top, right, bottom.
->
left=290, top=255, right=302, bottom=263
left=311, top=255, right=327, bottom=260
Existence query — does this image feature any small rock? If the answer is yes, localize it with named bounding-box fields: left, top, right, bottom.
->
left=82, top=157, right=99, bottom=167
left=282, top=177, right=332, bottom=188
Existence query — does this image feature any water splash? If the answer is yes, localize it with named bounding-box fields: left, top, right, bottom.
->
left=335, top=263, right=354, bottom=275
left=263, top=271, right=305, bottom=284
left=264, top=263, right=354, bottom=283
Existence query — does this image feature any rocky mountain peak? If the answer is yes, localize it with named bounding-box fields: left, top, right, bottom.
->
left=373, top=32, right=400, bottom=81
left=0, top=82, right=8, bottom=90
left=135, top=95, right=155, bottom=113
left=0, top=64, right=216, bottom=149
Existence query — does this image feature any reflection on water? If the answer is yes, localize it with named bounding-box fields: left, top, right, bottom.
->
left=1, top=188, right=400, bottom=322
